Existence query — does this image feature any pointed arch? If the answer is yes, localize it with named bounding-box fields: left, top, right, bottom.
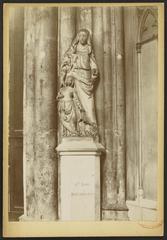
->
left=138, top=8, right=158, bottom=43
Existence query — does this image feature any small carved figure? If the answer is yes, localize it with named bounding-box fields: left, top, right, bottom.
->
left=57, top=76, right=78, bottom=136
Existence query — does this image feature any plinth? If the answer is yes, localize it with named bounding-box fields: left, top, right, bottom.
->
left=56, top=137, right=104, bottom=221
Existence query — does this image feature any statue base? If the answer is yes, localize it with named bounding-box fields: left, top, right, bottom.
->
left=56, top=137, right=104, bottom=221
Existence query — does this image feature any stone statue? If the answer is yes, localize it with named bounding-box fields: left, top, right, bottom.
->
left=57, top=29, right=99, bottom=139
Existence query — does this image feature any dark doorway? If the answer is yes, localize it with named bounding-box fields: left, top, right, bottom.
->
left=8, top=7, right=24, bottom=220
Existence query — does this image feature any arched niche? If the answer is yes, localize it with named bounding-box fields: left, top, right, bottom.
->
left=139, top=8, right=158, bottom=43
left=136, top=7, right=158, bottom=205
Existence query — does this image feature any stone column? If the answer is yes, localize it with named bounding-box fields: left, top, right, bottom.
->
left=115, top=7, right=128, bottom=218
left=21, top=7, right=58, bottom=221
left=102, top=7, right=128, bottom=220
left=101, top=7, right=114, bottom=209
left=123, top=7, right=138, bottom=201
left=92, top=7, right=105, bottom=145
left=136, top=41, right=144, bottom=203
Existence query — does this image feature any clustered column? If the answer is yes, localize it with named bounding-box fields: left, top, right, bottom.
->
left=102, top=7, right=128, bottom=220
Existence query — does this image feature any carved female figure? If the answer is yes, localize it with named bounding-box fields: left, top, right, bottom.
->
left=58, top=29, right=99, bottom=138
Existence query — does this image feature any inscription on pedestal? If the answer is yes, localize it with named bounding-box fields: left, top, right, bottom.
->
left=57, top=137, right=104, bottom=221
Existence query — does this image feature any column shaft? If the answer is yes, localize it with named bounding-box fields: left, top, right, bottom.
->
left=123, top=7, right=138, bottom=200
left=102, top=7, right=128, bottom=220
left=110, top=7, right=118, bottom=207
left=23, top=7, right=58, bottom=220
left=23, top=8, right=37, bottom=218
left=101, top=7, right=113, bottom=208
left=92, top=7, right=105, bottom=145
left=115, top=7, right=126, bottom=207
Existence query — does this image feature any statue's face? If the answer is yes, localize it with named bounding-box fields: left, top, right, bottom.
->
left=66, top=76, right=74, bottom=87
left=78, top=31, right=88, bottom=45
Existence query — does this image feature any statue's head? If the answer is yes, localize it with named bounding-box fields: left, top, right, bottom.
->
left=71, top=29, right=92, bottom=50
left=78, top=29, right=90, bottom=45
left=65, top=75, right=75, bottom=88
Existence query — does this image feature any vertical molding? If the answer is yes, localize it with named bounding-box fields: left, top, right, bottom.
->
left=92, top=7, right=105, bottom=145
left=101, top=7, right=113, bottom=209
left=136, top=42, right=144, bottom=203
left=123, top=7, right=139, bottom=201
left=22, top=7, right=58, bottom=220
left=102, top=7, right=128, bottom=220
left=133, top=8, right=140, bottom=201
left=110, top=6, right=118, bottom=207
left=23, top=7, right=36, bottom=218
left=115, top=7, right=126, bottom=208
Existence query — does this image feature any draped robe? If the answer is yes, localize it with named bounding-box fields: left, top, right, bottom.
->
left=62, top=42, right=98, bottom=127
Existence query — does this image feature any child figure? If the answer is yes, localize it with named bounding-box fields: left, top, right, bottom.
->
left=57, top=76, right=78, bottom=136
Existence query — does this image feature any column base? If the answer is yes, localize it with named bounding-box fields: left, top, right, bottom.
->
left=102, top=209, right=129, bottom=220
left=19, top=214, right=34, bottom=221
left=126, top=199, right=157, bottom=221
left=19, top=214, right=58, bottom=221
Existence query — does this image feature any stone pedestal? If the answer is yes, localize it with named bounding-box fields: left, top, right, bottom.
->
left=56, top=137, right=104, bottom=221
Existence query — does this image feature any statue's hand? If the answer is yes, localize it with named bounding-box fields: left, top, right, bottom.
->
left=92, top=68, right=98, bottom=74
left=91, top=68, right=98, bottom=80
left=60, top=81, right=65, bottom=88
left=57, top=90, right=64, bottom=100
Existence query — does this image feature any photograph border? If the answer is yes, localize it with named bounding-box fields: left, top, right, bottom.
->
left=3, top=2, right=164, bottom=237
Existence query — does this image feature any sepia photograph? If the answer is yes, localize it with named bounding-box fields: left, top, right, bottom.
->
left=3, top=2, right=164, bottom=237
